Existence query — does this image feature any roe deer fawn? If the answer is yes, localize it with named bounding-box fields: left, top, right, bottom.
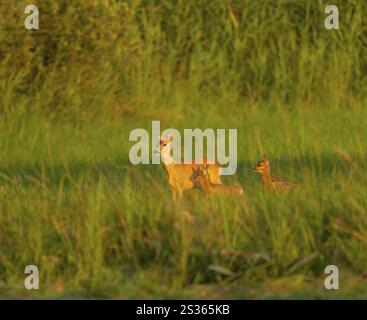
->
left=155, top=134, right=222, bottom=199
left=253, top=156, right=296, bottom=192
left=190, top=165, right=243, bottom=196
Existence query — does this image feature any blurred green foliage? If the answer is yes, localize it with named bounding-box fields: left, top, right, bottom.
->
left=0, top=0, right=366, bottom=117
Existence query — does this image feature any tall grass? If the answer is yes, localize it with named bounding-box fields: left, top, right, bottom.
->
left=0, top=108, right=366, bottom=298
left=0, top=1, right=366, bottom=298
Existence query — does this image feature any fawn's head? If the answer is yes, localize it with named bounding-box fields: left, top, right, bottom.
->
left=253, top=156, right=270, bottom=174
left=155, top=134, right=173, bottom=155
left=190, top=164, right=209, bottom=185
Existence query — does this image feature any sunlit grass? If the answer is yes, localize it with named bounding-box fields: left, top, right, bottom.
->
left=0, top=107, right=366, bottom=298
left=0, top=0, right=366, bottom=298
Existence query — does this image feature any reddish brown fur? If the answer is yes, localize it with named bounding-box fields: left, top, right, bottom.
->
left=253, top=156, right=296, bottom=192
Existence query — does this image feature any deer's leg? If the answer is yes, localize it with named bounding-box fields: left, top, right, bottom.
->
left=170, top=187, right=177, bottom=201
left=177, top=188, right=184, bottom=199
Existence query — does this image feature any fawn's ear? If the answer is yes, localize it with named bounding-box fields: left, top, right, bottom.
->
left=167, top=134, right=174, bottom=142
left=263, top=155, right=268, bottom=160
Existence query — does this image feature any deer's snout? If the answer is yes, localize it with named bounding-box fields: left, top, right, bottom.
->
left=253, top=165, right=262, bottom=172
left=154, top=144, right=162, bottom=154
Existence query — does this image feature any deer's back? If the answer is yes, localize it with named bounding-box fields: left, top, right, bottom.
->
left=208, top=183, right=243, bottom=196
left=271, top=177, right=296, bottom=192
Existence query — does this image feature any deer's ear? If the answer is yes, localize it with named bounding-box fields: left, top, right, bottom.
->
left=263, top=154, right=268, bottom=160
left=168, top=134, right=174, bottom=142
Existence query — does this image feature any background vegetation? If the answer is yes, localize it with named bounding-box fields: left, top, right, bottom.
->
left=0, top=0, right=366, bottom=298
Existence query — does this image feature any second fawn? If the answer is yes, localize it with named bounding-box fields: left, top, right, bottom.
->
left=155, top=134, right=222, bottom=199
left=253, top=156, right=296, bottom=192
left=190, top=165, right=243, bottom=196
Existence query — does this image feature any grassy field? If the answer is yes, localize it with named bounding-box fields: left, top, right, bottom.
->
left=0, top=0, right=367, bottom=299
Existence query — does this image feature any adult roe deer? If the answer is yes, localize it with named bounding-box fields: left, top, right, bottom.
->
left=155, top=134, right=222, bottom=199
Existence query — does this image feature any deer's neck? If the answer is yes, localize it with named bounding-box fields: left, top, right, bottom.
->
left=196, top=175, right=213, bottom=193
left=202, top=177, right=213, bottom=190
left=161, top=151, right=174, bottom=166
left=261, top=168, right=272, bottom=189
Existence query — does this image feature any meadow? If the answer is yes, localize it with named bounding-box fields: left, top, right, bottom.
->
left=0, top=0, right=367, bottom=298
